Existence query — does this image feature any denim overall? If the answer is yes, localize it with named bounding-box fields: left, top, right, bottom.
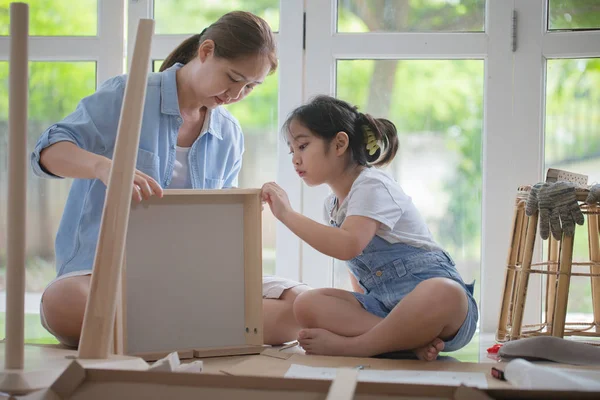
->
left=329, top=201, right=479, bottom=352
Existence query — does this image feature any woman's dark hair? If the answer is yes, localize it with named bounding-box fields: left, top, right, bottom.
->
left=159, top=11, right=277, bottom=73
left=283, top=95, right=399, bottom=168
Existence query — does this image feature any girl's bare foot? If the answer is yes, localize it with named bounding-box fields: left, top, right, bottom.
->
left=413, top=338, right=444, bottom=361
left=298, top=328, right=364, bottom=356
left=298, top=329, right=445, bottom=360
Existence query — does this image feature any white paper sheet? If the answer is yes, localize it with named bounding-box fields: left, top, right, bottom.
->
left=504, top=359, right=600, bottom=391
left=284, top=364, right=489, bottom=389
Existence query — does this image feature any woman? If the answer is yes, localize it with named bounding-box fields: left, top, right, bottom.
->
left=31, top=11, right=308, bottom=348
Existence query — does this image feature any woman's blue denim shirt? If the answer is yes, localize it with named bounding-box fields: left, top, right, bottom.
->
left=30, top=63, right=245, bottom=277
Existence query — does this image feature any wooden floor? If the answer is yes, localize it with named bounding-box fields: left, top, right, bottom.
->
left=0, top=339, right=512, bottom=394
left=2, top=339, right=600, bottom=398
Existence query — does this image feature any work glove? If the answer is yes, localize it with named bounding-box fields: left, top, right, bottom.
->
left=586, top=184, right=600, bottom=204
left=526, top=181, right=584, bottom=240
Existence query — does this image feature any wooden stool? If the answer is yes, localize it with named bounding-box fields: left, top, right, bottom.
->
left=496, top=185, right=600, bottom=342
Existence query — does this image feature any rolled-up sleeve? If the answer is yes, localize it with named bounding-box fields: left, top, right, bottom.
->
left=30, top=76, right=126, bottom=179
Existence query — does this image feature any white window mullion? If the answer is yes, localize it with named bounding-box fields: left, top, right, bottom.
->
left=0, top=37, right=101, bottom=61
left=543, top=30, right=600, bottom=58
left=127, top=0, right=152, bottom=71
left=303, top=0, right=337, bottom=289
left=480, top=0, right=542, bottom=333
left=488, top=0, right=548, bottom=333
left=98, top=0, right=126, bottom=85
left=275, top=0, right=305, bottom=282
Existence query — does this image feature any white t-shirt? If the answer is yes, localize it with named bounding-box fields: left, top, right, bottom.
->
left=323, top=168, right=441, bottom=251
left=168, top=112, right=211, bottom=189
left=169, top=146, right=192, bottom=189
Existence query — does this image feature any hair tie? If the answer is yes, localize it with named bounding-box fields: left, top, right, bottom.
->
left=363, top=125, right=379, bottom=156
left=360, top=113, right=380, bottom=156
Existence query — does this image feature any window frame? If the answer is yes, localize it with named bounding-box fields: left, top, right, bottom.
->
left=0, top=0, right=125, bottom=85
left=2, top=0, right=599, bottom=338
left=302, top=0, right=600, bottom=334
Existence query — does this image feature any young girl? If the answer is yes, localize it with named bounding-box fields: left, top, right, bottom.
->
left=262, top=96, right=478, bottom=361
left=32, top=11, right=307, bottom=348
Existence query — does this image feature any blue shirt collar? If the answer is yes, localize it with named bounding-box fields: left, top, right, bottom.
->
left=160, top=63, right=181, bottom=116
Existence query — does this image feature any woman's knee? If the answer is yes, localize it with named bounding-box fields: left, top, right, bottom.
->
left=41, top=275, right=90, bottom=342
left=279, top=284, right=310, bottom=304
left=292, top=289, right=327, bottom=327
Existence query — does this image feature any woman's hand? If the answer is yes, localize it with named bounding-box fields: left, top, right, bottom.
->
left=261, top=182, right=293, bottom=221
left=95, top=158, right=163, bottom=203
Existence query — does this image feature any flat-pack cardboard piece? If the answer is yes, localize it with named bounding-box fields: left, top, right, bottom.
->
left=261, top=341, right=302, bottom=360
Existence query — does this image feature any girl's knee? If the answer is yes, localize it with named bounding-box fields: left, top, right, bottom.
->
left=418, top=278, right=468, bottom=311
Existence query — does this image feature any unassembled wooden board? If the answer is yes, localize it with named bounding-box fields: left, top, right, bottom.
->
left=78, top=18, right=154, bottom=360
left=18, top=361, right=600, bottom=400
left=0, top=343, right=148, bottom=395
left=122, top=189, right=263, bottom=360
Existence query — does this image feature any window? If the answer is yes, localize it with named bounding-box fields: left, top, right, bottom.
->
left=0, top=60, right=96, bottom=344
left=0, top=0, right=97, bottom=36
left=2, top=0, right=599, bottom=357
left=335, top=59, right=484, bottom=306
left=337, top=0, right=485, bottom=32
left=0, top=0, right=121, bottom=344
left=545, top=58, right=600, bottom=322
left=154, top=0, right=280, bottom=34
left=303, top=0, right=491, bottom=362
left=548, top=0, right=600, bottom=30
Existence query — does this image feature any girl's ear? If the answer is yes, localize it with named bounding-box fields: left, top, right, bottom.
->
left=334, top=131, right=349, bottom=155
left=197, top=40, right=215, bottom=63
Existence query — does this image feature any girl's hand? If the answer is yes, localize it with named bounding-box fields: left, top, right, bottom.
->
left=261, top=182, right=293, bottom=221
left=96, top=158, right=163, bottom=203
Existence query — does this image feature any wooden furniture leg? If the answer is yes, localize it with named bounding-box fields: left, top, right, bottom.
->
left=510, top=198, right=530, bottom=326
left=587, top=206, right=600, bottom=333
left=5, top=1, right=28, bottom=371
left=510, top=212, right=538, bottom=340
left=546, top=235, right=560, bottom=333
left=552, top=233, right=575, bottom=337
left=497, top=199, right=525, bottom=341
left=78, top=18, right=154, bottom=359
left=113, top=270, right=124, bottom=355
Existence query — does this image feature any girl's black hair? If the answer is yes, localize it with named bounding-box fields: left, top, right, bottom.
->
left=283, top=95, right=399, bottom=167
